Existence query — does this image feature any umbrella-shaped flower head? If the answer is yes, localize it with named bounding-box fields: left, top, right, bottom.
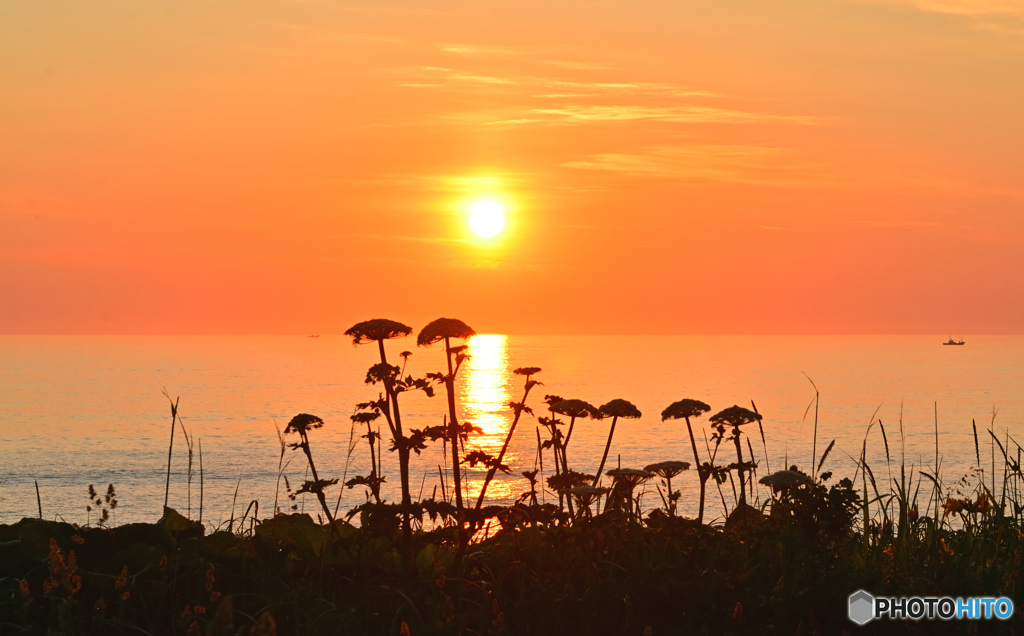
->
left=547, top=470, right=595, bottom=492
left=606, top=468, right=655, bottom=502
left=343, top=319, right=417, bottom=559
left=416, top=318, right=476, bottom=346
left=285, top=413, right=324, bottom=436
left=662, top=398, right=714, bottom=523
left=561, top=485, right=609, bottom=496
left=607, top=467, right=654, bottom=482
left=710, top=405, right=762, bottom=429
left=644, top=461, right=690, bottom=516
left=560, top=485, right=609, bottom=516
left=416, top=317, right=477, bottom=516
left=592, top=399, right=642, bottom=486
left=551, top=399, right=603, bottom=420
left=546, top=399, right=600, bottom=474
left=344, top=319, right=413, bottom=345
left=644, top=461, right=691, bottom=480
left=513, top=367, right=542, bottom=378
left=711, top=405, right=761, bottom=507
left=600, top=399, right=642, bottom=419
left=544, top=394, right=565, bottom=407
left=759, top=469, right=812, bottom=492
left=661, top=399, right=711, bottom=422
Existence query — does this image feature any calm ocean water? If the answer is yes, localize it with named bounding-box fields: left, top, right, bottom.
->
left=1, top=335, right=1021, bottom=526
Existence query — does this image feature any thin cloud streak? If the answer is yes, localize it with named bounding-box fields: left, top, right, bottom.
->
left=439, top=42, right=616, bottom=69
left=853, top=220, right=941, bottom=228
left=563, top=145, right=832, bottom=187
left=864, top=0, right=1024, bottom=34
left=531, top=105, right=818, bottom=125
left=391, top=66, right=813, bottom=129
left=394, top=66, right=717, bottom=97
left=883, top=0, right=1024, bottom=16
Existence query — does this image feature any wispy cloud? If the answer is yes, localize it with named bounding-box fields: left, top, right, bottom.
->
left=564, top=144, right=831, bottom=186
left=440, top=44, right=527, bottom=56
left=399, top=66, right=514, bottom=86
left=440, top=42, right=616, bottom=69
left=541, top=59, right=617, bottom=71
left=440, top=104, right=817, bottom=128
left=445, top=73, right=514, bottom=85
left=537, top=80, right=716, bottom=98
left=884, top=0, right=1024, bottom=16
left=531, top=105, right=817, bottom=125
left=395, top=67, right=714, bottom=97
left=391, top=66, right=814, bottom=129
left=864, top=0, right=1024, bottom=34
left=853, top=220, right=941, bottom=228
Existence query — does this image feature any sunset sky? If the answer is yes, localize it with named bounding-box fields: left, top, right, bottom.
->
left=2, top=0, right=1023, bottom=335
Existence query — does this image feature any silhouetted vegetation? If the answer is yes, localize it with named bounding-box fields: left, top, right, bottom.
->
left=3, top=324, right=1023, bottom=635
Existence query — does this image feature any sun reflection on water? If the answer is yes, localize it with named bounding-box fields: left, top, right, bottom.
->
left=459, top=334, right=520, bottom=501
left=460, top=334, right=511, bottom=440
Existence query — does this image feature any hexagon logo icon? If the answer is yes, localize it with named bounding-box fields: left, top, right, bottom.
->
left=849, top=590, right=874, bottom=625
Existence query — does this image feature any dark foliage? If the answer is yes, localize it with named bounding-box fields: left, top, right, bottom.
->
left=8, top=481, right=1021, bottom=636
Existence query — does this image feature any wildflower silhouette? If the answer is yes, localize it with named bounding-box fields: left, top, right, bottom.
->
left=605, top=468, right=654, bottom=520
left=345, top=318, right=426, bottom=570
left=539, top=395, right=599, bottom=516
left=710, top=405, right=762, bottom=507
left=519, top=469, right=540, bottom=505
left=644, top=461, right=690, bottom=516
left=17, top=341, right=1024, bottom=636
left=284, top=413, right=338, bottom=525
left=594, top=399, right=642, bottom=486
left=418, top=317, right=476, bottom=521
left=548, top=399, right=603, bottom=475
left=348, top=408, right=385, bottom=503
left=759, top=469, right=811, bottom=494
left=661, top=399, right=712, bottom=522
left=473, top=367, right=542, bottom=515
left=560, top=485, right=608, bottom=520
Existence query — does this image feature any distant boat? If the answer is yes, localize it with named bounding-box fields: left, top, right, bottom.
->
left=308, top=333, right=320, bottom=338
left=943, top=336, right=965, bottom=346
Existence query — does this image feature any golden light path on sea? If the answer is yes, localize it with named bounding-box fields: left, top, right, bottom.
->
left=458, top=334, right=521, bottom=502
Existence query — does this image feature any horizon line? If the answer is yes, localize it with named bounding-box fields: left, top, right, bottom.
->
left=0, top=332, right=1015, bottom=337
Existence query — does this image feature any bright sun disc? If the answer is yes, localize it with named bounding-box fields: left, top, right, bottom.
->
left=469, top=201, right=505, bottom=238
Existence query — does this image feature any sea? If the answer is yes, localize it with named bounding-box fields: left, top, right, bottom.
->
left=1, top=335, right=1021, bottom=527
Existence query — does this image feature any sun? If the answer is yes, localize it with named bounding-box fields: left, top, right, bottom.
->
left=469, top=200, right=506, bottom=238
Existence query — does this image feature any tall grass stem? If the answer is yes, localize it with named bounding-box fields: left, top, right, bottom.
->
left=161, top=389, right=179, bottom=514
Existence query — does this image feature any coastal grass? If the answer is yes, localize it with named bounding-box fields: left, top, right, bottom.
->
left=6, top=414, right=1021, bottom=636
left=4, top=330, right=1023, bottom=634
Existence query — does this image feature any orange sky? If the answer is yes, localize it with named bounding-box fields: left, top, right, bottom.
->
left=2, top=0, right=1023, bottom=334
